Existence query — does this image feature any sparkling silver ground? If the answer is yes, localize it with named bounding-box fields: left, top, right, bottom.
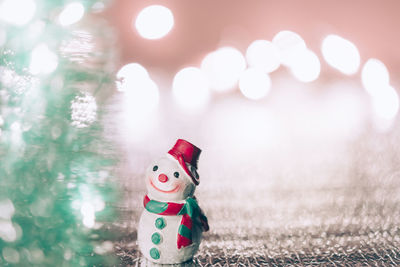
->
left=113, top=131, right=400, bottom=266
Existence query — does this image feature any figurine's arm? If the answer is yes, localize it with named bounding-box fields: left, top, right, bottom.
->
left=193, top=195, right=209, bottom=231
left=199, top=208, right=209, bottom=232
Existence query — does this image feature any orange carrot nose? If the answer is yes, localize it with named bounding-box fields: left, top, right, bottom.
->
left=158, top=174, right=168, bottom=183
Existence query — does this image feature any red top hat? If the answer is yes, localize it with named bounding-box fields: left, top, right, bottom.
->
left=168, top=139, right=201, bottom=185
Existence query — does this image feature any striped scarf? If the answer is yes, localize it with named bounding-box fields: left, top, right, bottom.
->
left=143, top=195, right=208, bottom=249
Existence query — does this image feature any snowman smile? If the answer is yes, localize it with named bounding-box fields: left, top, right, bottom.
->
left=150, top=178, right=181, bottom=193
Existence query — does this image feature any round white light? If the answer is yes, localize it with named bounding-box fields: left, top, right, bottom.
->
left=116, top=63, right=149, bottom=92
left=135, top=5, right=174, bottom=40
left=29, top=44, right=58, bottom=75
left=239, top=68, right=271, bottom=100
left=80, top=202, right=95, bottom=217
left=272, top=30, right=307, bottom=66
left=289, top=49, right=321, bottom=83
left=201, top=47, right=246, bottom=92
left=371, top=85, right=399, bottom=121
left=0, top=221, right=17, bottom=242
left=0, top=199, right=14, bottom=220
left=59, top=2, right=85, bottom=26
left=172, top=67, right=210, bottom=111
left=117, top=68, right=160, bottom=143
left=361, top=58, right=390, bottom=96
left=2, top=247, right=20, bottom=263
left=81, top=202, right=95, bottom=228
left=321, top=34, right=360, bottom=75
left=246, top=40, right=280, bottom=73
left=0, top=0, right=36, bottom=26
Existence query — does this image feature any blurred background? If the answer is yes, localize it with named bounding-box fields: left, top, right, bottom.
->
left=104, top=0, right=400, bottom=265
left=103, top=0, right=400, bottom=153
left=1, top=0, right=400, bottom=266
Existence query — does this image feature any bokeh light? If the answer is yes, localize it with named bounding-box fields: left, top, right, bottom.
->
left=10, top=122, right=22, bottom=146
left=172, top=67, right=210, bottom=111
left=75, top=185, right=106, bottom=229
left=239, top=68, right=271, bottom=100
left=0, top=220, right=17, bottom=242
left=201, top=47, right=246, bottom=92
left=94, top=241, right=114, bottom=255
left=58, top=2, right=85, bottom=26
left=29, top=44, right=58, bottom=75
left=321, top=34, right=360, bottom=75
left=361, top=58, right=390, bottom=96
left=116, top=62, right=160, bottom=144
left=0, top=0, right=36, bottom=26
left=0, top=198, right=14, bottom=219
left=2, top=247, right=19, bottom=264
left=245, top=40, right=280, bottom=73
left=272, top=30, right=307, bottom=66
left=0, top=198, right=17, bottom=242
left=134, top=5, right=174, bottom=40
left=81, top=202, right=95, bottom=228
left=116, top=63, right=149, bottom=92
left=288, top=49, right=321, bottom=83
left=371, top=85, right=399, bottom=130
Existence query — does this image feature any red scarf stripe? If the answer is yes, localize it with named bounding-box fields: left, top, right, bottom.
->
left=159, top=203, right=184, bottom=215
left=177, top=235, right=192, bottom=249
left=181, top=214, right=192, bottom=230
left=143, top=195, right=150, bottom=206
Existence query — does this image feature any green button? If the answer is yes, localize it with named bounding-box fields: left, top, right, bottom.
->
left=151, top=232, right=162, bottom=245
left=150, top=247, right=160, bottom=260
left=155, top=217, right=166, bottom=229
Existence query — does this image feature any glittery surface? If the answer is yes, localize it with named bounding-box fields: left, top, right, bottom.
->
left=114, top=130, right=400, bottom=266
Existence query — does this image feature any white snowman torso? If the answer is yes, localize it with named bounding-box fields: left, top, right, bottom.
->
left=137, top=144, right=207, bottom=265
left=138, top=209, right=202, bottom=264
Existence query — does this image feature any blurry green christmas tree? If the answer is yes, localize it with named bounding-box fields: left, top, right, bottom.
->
left=0, top=0, right=119, bottom=265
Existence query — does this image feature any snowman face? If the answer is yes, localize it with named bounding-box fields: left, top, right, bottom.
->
left=145, top=155, right=196, bottom=201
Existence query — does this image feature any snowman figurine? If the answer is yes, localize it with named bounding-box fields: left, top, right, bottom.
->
left=138, top=139, right=209, bottom=266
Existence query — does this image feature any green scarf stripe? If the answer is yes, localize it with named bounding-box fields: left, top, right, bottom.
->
left=177, top=198, right=199, bottom=216
left=178, top=224, right=192, bottom=239
left=145, top=200, right=168, bottom=214
left=185, top=198, right=198, bottom=217
left=178, top=205, right=186, bottom=215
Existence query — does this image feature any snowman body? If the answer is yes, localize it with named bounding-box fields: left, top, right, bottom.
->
left=138, top=207, right=202, bottom=263
left=138, top=152, right=205, bottom=264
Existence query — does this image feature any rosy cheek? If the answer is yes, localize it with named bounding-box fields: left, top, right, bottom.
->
left=175, top=179, right=185, bottom=187
left=171, top=180, right=184, bottom=191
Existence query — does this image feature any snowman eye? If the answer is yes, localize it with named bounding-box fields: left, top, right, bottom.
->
left=153, top=165, right=158, bottom=171
left=174, top=172, right=179, bottom=178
